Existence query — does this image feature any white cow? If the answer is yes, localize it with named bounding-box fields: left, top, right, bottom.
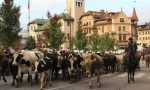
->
left=12, top=50, right=44, bottom=87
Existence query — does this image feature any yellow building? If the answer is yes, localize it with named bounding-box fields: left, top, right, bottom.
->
left=137, top=23, right=150, bottom=47
left=28, top=13, right=74, bottom=49
left=79, top=9, right=138, bottom=48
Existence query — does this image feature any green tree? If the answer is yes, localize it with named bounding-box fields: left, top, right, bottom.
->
left=74, top=25, right=87, bottom=50
left=0, top=0, right=21, bottom=47
left=99, top=33, right=115, bottom=52
left=88, top=31, right=100, bottom=52
left=24, top=36, right=36, bottom=50
left=43, top=15, right=64, bottom=49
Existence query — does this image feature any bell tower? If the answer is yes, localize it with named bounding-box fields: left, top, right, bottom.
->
left=66, top=0, right=85, bottom=36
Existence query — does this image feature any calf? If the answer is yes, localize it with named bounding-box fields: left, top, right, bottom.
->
left=35, top=56, right=53, bottom=90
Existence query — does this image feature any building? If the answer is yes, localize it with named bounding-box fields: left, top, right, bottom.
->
left=28, top=14, right=74, bottom=49
left=66, top=0, right=85, bottom=36
left=18, top=30, right=29, bottom=47
left=79, top=9, right=138, bottom=48
left=137, top=22, right=150, bottom=47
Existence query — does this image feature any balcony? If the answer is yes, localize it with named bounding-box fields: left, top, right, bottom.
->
left=118, top=31, right=129, bottom=35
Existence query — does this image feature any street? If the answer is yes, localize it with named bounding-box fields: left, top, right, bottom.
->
left=1, top=61, right=150, bottom=90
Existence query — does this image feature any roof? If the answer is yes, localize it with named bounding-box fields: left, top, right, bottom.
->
left=28, top=18, right=47, bottom=26
left=35, top=20, right=50, bottom=32
left=79, top=10, right=126, bottom=22
left=58, top=13, right=74, bottom=21
left=138, top=23, right=150, bottom=30
left=131, top=8, right=138, bottom=21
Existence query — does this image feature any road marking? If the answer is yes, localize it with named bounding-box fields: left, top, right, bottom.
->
left=118, top=73, right=127, bottom=78
left=135, top=73, right=145, bottom=78
left=103, top=72, right=118, bottom=77
left=45, top=77, right=97, bottom=90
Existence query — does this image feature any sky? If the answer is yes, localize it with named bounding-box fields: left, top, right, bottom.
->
left=0, top=0, right=150, bottom=30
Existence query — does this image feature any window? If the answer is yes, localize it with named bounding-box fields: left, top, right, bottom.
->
left=123, top=35, right=126, bottom=41
left=120, top=18, right=124, bottom=22
left=67, top=21, right=70, bottom=26
left=76, top=2, right=78, bottom=6
left=78, top=2, right=80, bottom=7
left=123, top=26, right=125, bottom=31
left=81, top=3, right=82, bottom=7
left=119, top=35, right=122, bottom=41
left=102, top=26, right=104, bottom=33
left=118, top=26, right=121, bottom=31
left=89, top=29, right=91, bottom=33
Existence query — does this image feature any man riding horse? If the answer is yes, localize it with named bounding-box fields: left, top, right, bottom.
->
left=124, top=37, right=138, bottom=83
left=125, top=37, right=138, bottom=66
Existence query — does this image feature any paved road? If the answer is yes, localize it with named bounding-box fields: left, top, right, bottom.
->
left=1, top=61, right=150, bottom=90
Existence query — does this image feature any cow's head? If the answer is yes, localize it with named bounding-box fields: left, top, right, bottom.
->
left=83, top=57, right=92, bottom=76
left=67, top=54, right=77, bottom=75
left=12, top=51, right=23, bottom=65
left=34, top=59, right=46, bottom=73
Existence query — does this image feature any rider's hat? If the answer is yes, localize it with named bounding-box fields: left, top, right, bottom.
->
left=128, top=37, right=133, bottom=40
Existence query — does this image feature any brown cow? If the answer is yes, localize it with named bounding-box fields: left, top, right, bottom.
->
left=81, top=53, right=103, bottom=88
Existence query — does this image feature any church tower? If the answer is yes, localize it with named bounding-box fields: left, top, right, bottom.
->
left=131, top=7, right=138, bottom=41
left=66, top=0, right=85, bottom=36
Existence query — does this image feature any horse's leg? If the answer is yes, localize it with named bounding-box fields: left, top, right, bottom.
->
left=128, top=71, right=130, bottom=84
left=132, top=70, right=135, bottom=83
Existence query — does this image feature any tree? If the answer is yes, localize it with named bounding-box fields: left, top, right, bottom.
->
left=99, top=33, right=115, bottom=52
left=43, top=15, right=64, bottom=49
left=0, top=0, right=21, bottom=48
left=74, top=24, right=87, bottom=50
left=88, top=31, right=100, bottom=52
left=24, top=36, right=36, bottom=50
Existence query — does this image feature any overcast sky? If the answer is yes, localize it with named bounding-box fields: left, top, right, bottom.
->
left=0, top=0, right=150, bottom=30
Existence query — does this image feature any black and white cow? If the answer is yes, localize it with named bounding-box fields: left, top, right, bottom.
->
left=35, top=56, right=53, bottom=90
left=12, top=50, right=44, bottom=87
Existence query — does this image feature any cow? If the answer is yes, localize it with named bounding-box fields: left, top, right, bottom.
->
left=67, top=52, right=83, bottom=83
left=0, top=52, right=9, bottom=83
left=144, top=53, right=150, bottom=68
left=115, top=54, right=126, bottom=71
left=35, top=56, right=53, bottom=90
left=12, top=50, right=44, bottom=87
left=103, top=53, right=116, bottom=73
left=81, top=53, right=103, bottom=88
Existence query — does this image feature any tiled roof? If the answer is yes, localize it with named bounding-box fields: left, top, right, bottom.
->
left=138, top=23, right=150, bottom=30
left=131, top=8, right=138, bottom=21
left=58, top=13, right=74, bottom=20
left=79, top=10, right=123, bottom=22
left=35, top=20, right=50, bottom=32
left=28, top=18, right=47, bottom=25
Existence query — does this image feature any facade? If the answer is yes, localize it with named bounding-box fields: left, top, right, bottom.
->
left=137, top=23, right=150, bottom=47
left=28, top=14, right=74, bottom=49
left=79, top=9, right=138, bottom=48
left=18, top=30, right=29, bottom=47
left=66, top=0, right=85, bottom=36
left=28, top=18, right=47, bottom=41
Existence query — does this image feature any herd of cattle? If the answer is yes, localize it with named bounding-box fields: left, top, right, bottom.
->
left=0, top=49, right=144, bottom=90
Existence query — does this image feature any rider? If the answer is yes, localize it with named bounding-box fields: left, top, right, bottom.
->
left=125, top=37, right=138, bottom=64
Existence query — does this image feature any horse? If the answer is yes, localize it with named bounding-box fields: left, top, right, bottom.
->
left=124, top=53, right=137, bottom=84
